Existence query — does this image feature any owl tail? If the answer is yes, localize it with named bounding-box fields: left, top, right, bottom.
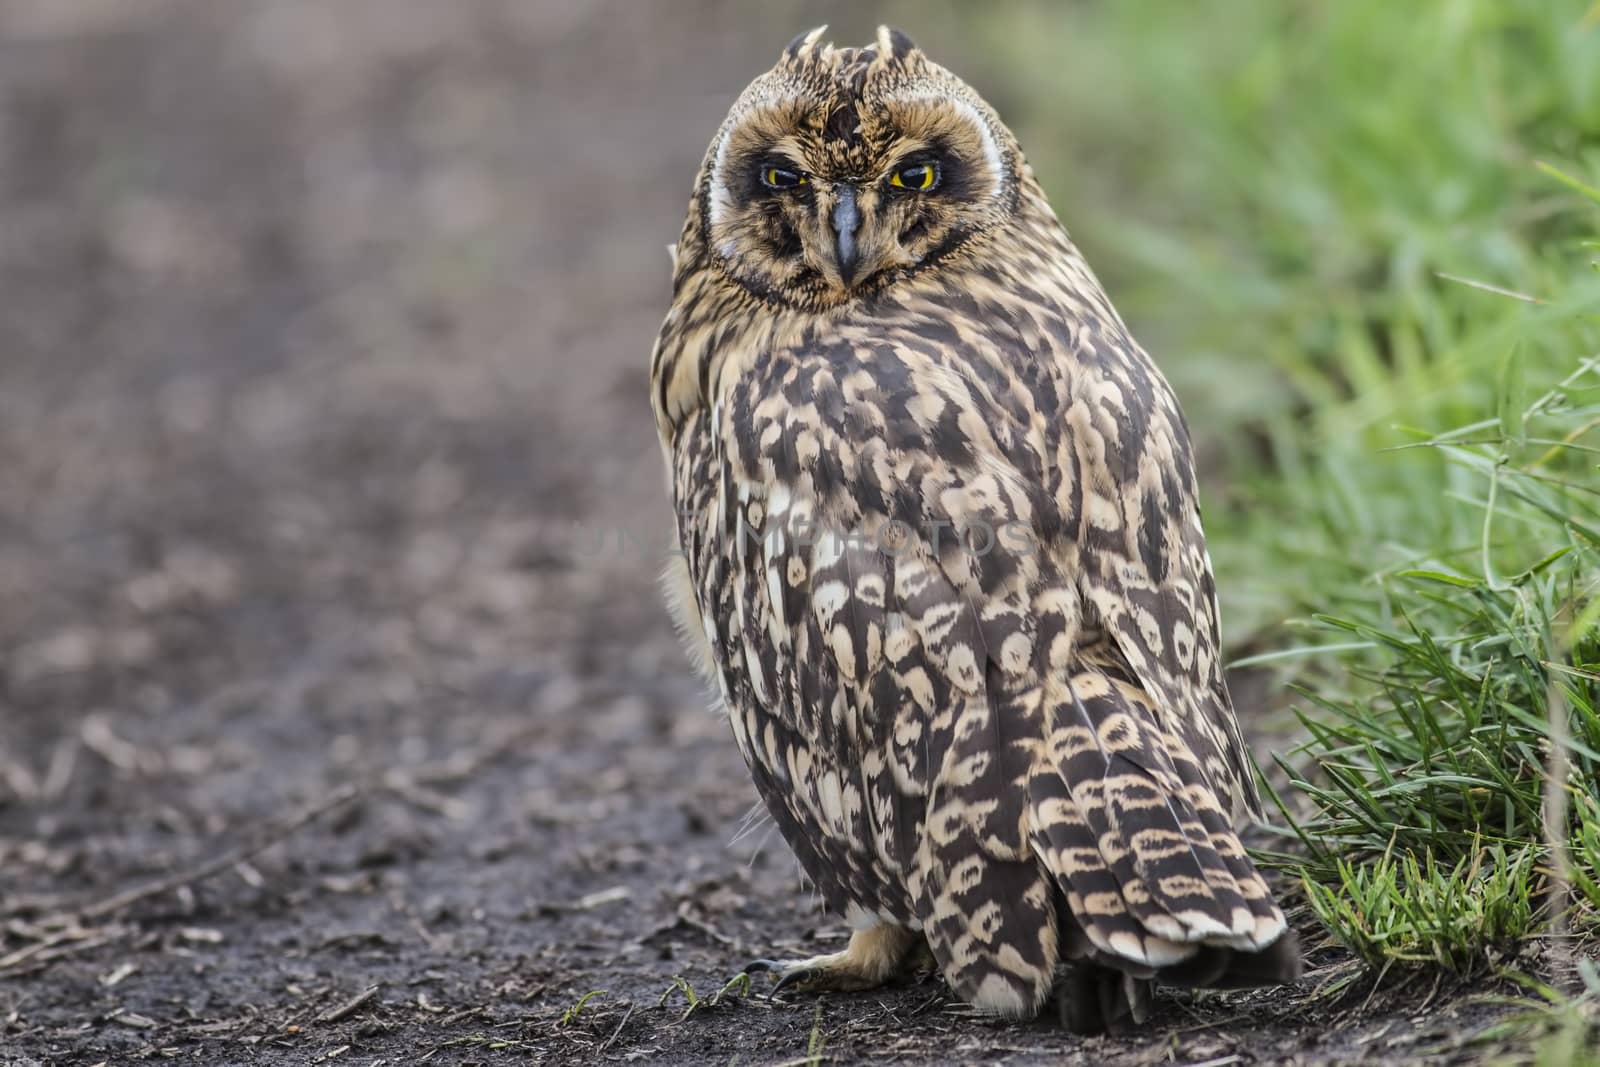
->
left=1028, top=667, right=1301, bottom=1032
left=1051, top=907, right=1303, bottom=1034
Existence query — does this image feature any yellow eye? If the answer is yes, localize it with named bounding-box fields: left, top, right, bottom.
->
left=761, top=166, right=807, bottom=190
left=890, top=162, right=939, bottom=191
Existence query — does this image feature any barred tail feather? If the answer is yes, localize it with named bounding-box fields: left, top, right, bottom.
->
left=1029, top=666, right=1299, bottom=1003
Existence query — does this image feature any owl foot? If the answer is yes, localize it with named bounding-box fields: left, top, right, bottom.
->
left=744, top=922, right=926, bottom=996
left=1054, top=961, right=1153, bottom=1036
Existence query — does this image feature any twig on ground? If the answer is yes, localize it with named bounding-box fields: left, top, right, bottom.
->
left=381, top=774, right=471, bottom=821
left=76, top=783, right=362, bottom=922
left=598, top=1002, right=636, bottom=1052
left=401, top=724, right=546, bottom=788
left=0, top=928, right=122, bottom=974
left=436, top=1006, right=486, bottom=1027
left=672, top=901, right=738, bottom=947
left=317, top=984, right=382, bottom=1025
left=2, top=725, right=544, bottom=981
left=537, top=886, right=631, bottom=917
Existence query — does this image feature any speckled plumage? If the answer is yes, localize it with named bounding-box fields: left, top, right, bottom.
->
left=650, top=26, right=1299, bottom=1030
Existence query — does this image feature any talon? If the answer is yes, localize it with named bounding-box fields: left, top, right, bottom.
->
left=735, top=926, right=922, bottom=999
left=770, top=967, right=816, bottom=995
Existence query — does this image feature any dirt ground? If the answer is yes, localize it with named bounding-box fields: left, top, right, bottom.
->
left=0, top=3, right=1541, bottom=1064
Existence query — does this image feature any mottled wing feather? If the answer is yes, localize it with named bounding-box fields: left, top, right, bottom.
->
left=1065, top=335, right=1258, bottom=818
left=909, top=573, right=1058, bottom=1015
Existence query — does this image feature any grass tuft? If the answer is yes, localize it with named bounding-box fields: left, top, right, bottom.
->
left=1265, top=352, right=1600, bottom=960
left=1302, top=843, right=1538, bottom=975
left=558, top=989, right=606, bottom=1027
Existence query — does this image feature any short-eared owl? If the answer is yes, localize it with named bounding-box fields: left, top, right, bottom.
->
left=650, top=26, right=1299, bottom=1032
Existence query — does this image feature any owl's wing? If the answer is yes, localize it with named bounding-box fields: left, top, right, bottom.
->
left=689, top=329, right=1289, bottom=1016
left=1029, top=326, right=1292, bottom=966
left=1054, top=331, right=1259, bottom=819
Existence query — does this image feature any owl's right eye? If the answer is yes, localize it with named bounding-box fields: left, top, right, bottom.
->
left=760, top=166, right=808, bottom=190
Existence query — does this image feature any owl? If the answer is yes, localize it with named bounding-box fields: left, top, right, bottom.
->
left=650, top=26, right=1300, bottom=1033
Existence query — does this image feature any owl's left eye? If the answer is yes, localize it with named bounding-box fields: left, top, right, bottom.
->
left=889, top=161, right=940, bottom=191
left=760, top=166, right=808, bottom=190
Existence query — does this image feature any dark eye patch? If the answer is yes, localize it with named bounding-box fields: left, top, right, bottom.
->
left=727, top=143, right=811, bottom=201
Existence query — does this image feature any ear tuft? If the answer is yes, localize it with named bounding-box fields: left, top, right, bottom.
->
left=876, top=25, right=919, bottom=62
left=782, top=25, right=829, bottom=63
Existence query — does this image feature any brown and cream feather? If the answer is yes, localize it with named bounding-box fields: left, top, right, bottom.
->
left=651, top=25, right=1299, bottom=1029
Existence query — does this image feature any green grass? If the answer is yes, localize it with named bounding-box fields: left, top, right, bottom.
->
left=557, top=989, right=607, bottom=1026
left=954, top=0, right=1600, bottom=1012
left=1259, top=343, right=1600, bottom=975
left=1299, top=844, right=1540, bottom=976
left=658, top=972, right=752, bottom=1021
left=1476, top=962, right=1600, bottom=1063
left=806, top=1003, right=828, bottom=1067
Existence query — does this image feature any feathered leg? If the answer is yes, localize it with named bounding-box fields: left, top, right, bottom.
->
left=744, top=922, right=927, bottom=994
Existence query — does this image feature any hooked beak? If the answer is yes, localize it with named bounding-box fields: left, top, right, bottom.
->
left=830, top=185, right=863, bottom=284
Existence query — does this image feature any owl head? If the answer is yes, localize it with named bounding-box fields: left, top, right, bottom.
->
left=687, top=26, right=1025, bottom=310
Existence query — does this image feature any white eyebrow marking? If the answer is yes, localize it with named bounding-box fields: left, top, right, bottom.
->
left=708, top=125, right=736, bottom=230
left=707, top=95, right=809, bottom=234
left=886, top=93, right=1004, bottom=199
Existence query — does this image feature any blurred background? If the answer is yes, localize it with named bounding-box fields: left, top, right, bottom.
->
left=1, top=1, right=1597, bottom=1063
